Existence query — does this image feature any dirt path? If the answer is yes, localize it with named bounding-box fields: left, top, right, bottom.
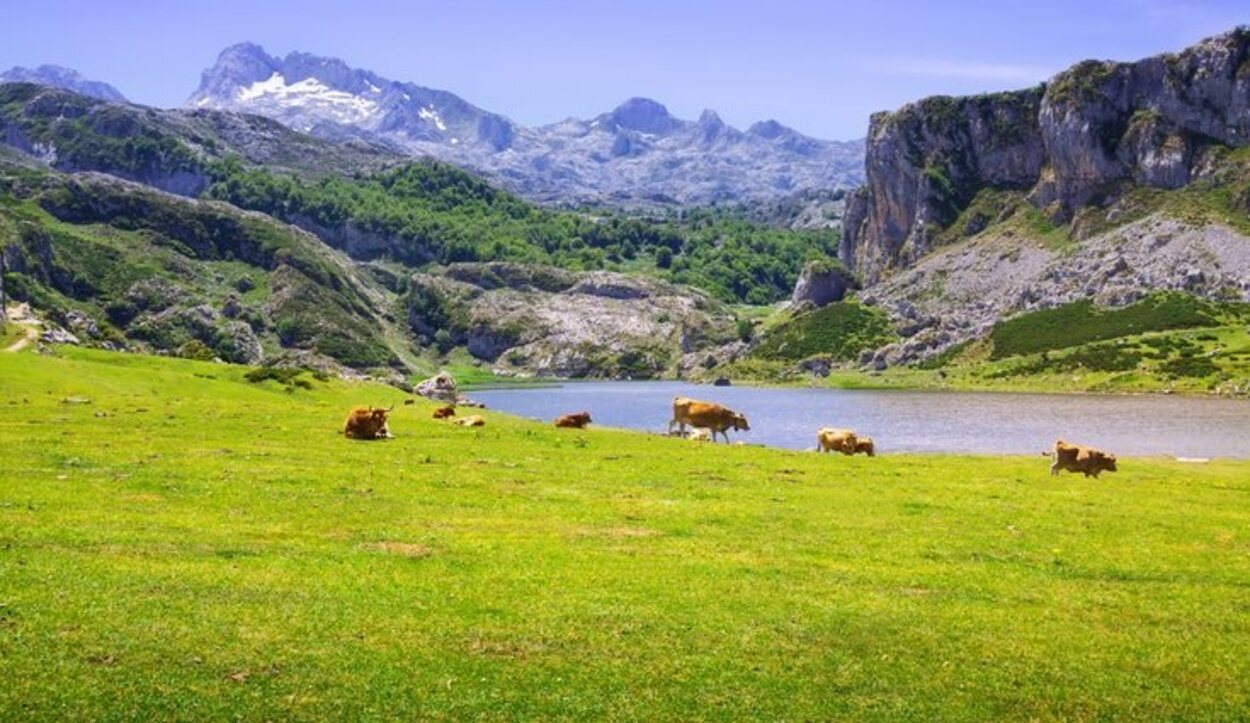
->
left=2, top=304, right=40, bottom=352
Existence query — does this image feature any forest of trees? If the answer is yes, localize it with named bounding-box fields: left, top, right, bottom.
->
left=205, top=158, right=838, bottom=304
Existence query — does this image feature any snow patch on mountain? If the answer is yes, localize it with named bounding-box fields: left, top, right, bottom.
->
left=187, top=43, right=865, bottom=206
left=234, top=72, right=380, bottom=127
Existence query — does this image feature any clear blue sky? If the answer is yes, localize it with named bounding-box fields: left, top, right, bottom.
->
left=3, top=0, right=1246, bottom=139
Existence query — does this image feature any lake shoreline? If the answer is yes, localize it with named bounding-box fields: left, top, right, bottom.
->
left=471, top=380, right=1250, bottom=459
left=464, top=371, right=1250, bottom=401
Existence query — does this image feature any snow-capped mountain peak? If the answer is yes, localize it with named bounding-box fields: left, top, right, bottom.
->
left=186, top=42, right=864, bottom=205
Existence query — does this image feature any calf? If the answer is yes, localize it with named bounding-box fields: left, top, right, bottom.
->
left=687, top=427, right=712, bottom=443
left=432, top=406, right=456, bottom=420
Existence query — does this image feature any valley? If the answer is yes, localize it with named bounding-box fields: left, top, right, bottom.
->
left=3, top=11, right=1250, bottom=720
left=5, top=29, right=1250, bottom=395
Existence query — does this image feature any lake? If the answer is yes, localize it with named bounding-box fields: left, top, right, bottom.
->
left=471, top=381, right=1250, bottom=458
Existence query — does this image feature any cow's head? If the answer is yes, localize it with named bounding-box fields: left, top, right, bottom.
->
left=856, top=438, right=876, bottom=457
left=576, top=411, right=592, bottom=423
left=369, top=405, right=393, bottom=425
left=732, top=413, right=750, bottom=432
left=1100, top=452, right=1117, bottom=472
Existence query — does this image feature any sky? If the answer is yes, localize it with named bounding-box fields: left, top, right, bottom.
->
left=2, top=0, right=1247, bottom=140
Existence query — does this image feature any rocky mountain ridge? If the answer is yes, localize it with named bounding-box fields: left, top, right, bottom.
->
left=841, top=28, right=1250, bottom=285
left=0, top=64, right=127, bottom=102
left=186, top=43, right=864, bottom=205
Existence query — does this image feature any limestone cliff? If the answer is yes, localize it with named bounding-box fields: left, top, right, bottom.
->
left=842, top=29, right=1250, bottom=284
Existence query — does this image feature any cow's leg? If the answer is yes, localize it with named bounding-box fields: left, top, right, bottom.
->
left=1050, top=454, right=1059, bottom=475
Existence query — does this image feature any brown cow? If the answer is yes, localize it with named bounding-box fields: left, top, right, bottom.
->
left=1051, top=440, right=1117, bottom=478
left=554, top=411, right=592, bottom=429
left=854, top=437, right=876, bottom=457
left=668, top=396, right=749, bottom=444
left=432, top=406, right=456, bottom=420
left=454, top=415, right=485, bottom=427
left=817, top=428, right=858, bottom=454
left=343, top=405, right=394, bottom=440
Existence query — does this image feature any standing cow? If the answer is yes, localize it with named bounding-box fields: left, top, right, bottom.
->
left=817, top=428, right=857, bottom=454
left=668, top=396, right=749, bottom=444
left=1050, top=440, right=1118, bottom=477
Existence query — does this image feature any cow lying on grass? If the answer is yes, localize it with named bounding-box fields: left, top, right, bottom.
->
left=432, top=406, right=456, bottom=420
left=1051, top=440, right=1117, bottom=477
left=344, top=406, right=394, bottom=440
left=668, top=397, right=749, bottom=444
left=555, top=411, right=592, bottom=429
left=454, top=415, right=485, bottom=427
left=817, top=428, right=875, bottom=456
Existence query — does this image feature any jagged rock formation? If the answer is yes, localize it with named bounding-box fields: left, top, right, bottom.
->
left=0, top=65, right=127, bottom=102
left=790, top=260, right=855, bottom=309
left=406, top=263, right=736, bottom=378
left=186, top=43, right=864, bottom=206
left=842, top=28, right=1250, bottom=285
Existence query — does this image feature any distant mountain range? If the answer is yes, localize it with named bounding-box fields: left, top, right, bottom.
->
left=185, top=43, right=864, bottom=205
left=0, top=64, right=127, bottom=102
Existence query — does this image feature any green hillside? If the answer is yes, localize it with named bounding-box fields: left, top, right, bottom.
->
left=205, top=159, right=838, bottom=304
left=0, top=168, right=404, bottom=369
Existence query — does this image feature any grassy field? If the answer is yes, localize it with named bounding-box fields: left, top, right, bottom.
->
left=0, top=322, right=27, bottom=350
left=2, top=348, right=1250, bottom=720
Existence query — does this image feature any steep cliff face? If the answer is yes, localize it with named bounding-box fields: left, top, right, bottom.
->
left=842, top=29, right=1250, bottom=284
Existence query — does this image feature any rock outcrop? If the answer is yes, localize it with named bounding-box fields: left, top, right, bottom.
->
left=406, top=263, right=736, bottom=379
left=859, top=213, right=1250, bottom=366
left=790, top=260, right=856, bottom=309
left=841, top=28, right=1250, bottom=284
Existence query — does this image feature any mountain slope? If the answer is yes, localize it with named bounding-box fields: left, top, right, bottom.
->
left=0, top=82, right=838, bottom=305
left=0, top=162, right=407, bottom=370
left=187, top=43, right=864, bottom=205
left=732, top=28, right=1250, bottom=388
left=0, top=82, right=401, bottom=195
left=0, top=64, right=127, bottom=102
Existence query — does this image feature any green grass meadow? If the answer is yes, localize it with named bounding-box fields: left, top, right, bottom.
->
left=2, top=348, right=1249, bottom=720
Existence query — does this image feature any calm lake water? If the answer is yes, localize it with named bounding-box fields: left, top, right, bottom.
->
left=472, top=381, right=1250, bottom=458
